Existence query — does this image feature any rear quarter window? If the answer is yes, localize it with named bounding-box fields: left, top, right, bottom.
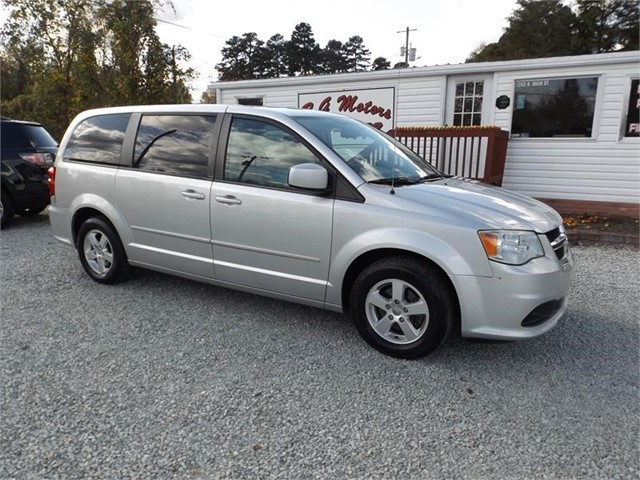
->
left=64, top=114, right=130, bottom=165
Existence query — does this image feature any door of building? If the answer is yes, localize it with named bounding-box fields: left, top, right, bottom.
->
left=445, top=75, right=493, bottom=127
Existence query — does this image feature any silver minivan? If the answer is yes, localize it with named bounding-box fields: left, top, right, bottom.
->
left=49, top=105, right=573, bottom=358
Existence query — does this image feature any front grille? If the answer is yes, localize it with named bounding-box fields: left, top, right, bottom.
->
left=545, top=227, right=568, bottom=261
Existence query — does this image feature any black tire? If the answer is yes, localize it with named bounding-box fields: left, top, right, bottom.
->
left=350, top=256, right=457, bottom=359
left=77, top=217, right=131, bottom=284
left=18, top=206, right=47, bottom=217
left=0, top=190, right=15, bottom=229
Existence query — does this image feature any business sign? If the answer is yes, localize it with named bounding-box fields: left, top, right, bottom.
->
left=624, top=79, right=639, bottom=137
left=298, top=87, right=395, bottom=131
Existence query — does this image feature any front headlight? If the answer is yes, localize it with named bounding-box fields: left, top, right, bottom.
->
left=478, top=230, right=544, bottom=265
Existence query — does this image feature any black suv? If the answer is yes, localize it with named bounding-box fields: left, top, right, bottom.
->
left=1, top=118, right=58, bottom=228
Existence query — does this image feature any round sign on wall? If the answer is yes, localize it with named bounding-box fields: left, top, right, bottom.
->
left=495, top=95, right=511, bottom=109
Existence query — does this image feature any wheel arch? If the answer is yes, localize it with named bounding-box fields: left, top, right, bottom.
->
left=72, top=207, right=119, bottom=246
left=341, top=248, right=460, bottom=331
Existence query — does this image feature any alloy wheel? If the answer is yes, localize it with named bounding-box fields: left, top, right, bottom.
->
left=365, top=278, right=430, bottom=345
left=83, top=229, right=114, bottom=275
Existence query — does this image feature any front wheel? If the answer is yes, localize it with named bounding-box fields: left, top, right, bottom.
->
left=77, top=217, right=131, bottom=284
left=351, top=256, right=457, bottom=359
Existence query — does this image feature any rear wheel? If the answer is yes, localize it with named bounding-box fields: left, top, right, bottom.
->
left=0, top=190, right=15, bottom=229
left=77, top=217, right=131, bottom=284
left=351, top=256, right=457, bottom=359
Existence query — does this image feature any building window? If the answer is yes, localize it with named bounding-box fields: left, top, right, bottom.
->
left=512, top=77, right=599, bottom=138
left=453, top=80, right=483, bottom=126
left=237, top=97, right=263, bottom=106
left=624, top=79, right=639, bottom=137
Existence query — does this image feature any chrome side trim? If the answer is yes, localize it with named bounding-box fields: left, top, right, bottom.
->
left=131, top=225, right=210, bottom=244
left=211, top=240, right=321, bottom=262
left=129, top=243, right=213, bottom=263
left=214, top=260, right=327, bottom=286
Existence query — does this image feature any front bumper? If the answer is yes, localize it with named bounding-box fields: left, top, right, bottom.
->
left=452, top=243, right=574, bottom=340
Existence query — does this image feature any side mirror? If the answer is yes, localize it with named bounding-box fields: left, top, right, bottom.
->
left=288, top=163, right=329, bottom=191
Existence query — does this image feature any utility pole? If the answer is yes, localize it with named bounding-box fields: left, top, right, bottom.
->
left=171, top=45, right=177, bottom=103
left=397, top=27, right=417, bottom=65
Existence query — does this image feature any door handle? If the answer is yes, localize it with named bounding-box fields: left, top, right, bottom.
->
left=180, top=190, right=206, bottom=200
left=215, top=195, right=242, bottom=205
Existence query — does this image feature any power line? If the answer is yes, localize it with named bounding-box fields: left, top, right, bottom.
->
left=154, top=18, right=227, bottom=39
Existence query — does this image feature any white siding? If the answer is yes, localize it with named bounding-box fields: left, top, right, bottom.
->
left=219, top=85, right=297, bottom=107
left=218, top=75, right=447, bottom=129
left=395, top=76, right=444, bottom=126
left=492, top=62, right=639, bottom=203
left=214, top=52, right=640, bottom=204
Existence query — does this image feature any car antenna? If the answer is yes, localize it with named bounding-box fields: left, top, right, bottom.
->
left=390, top=149, right=396, bottom=195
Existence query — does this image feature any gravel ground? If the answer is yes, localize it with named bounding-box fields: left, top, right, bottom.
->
left=1, top=213, right=638, bottom=480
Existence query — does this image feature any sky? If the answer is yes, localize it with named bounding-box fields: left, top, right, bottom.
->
left=155, top=0, right=519, bottom=98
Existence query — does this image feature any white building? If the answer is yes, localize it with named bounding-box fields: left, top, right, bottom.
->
left=210, top=51, right=640, bottom=216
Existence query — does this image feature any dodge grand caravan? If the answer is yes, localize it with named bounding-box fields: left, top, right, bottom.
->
left=49, top=105, right=573, bottom=358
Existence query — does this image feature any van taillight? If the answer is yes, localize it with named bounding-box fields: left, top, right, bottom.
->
left=47, top=166, right=56, bottom=197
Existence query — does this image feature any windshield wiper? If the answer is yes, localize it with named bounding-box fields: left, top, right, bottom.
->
left=367, top=177, right=418, bottom=186
left=417, top=173, right=451, bottom=182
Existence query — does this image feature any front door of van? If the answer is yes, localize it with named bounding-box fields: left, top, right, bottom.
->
left=115, top=114, right=220, bottom=279
left=210, top=115, right=333, bottom=301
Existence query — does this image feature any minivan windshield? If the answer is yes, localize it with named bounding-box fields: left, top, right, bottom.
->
left=295, top=115, right=441, bottom=184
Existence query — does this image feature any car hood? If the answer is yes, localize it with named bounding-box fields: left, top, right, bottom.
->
left=366, top=177, right=562, bottom=233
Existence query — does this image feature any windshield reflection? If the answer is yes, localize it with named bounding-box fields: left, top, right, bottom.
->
left=295, top=115, right=438, bottom=183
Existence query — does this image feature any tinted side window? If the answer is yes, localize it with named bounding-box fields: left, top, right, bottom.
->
left=22, top=124, right=58, bottom=148
left=134, top=115, right=216, bottom=177
left=224, top=117, right=319, bottom=188
left=64, top=114, right=130, bottom=165
left=1, top=123, right=29, bottom=150
left=1, top=123, right=57, bottom=150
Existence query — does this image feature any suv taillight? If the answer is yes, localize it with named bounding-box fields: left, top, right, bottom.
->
left=19, top=152, right=55, bottom=167
left=47, top=166, right=56, bottom=197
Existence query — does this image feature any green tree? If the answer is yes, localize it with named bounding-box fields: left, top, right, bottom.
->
left=468, top=0, right=576, bottom=62
left=1, top=0, right=100, bottom=134
left=263, top=34, right=288, bottom=78
left=574, top=0, right=639, bottom=53
left=0, top=38, right=46, bottom=101
left=371, top=57, right=391, bottom=71
left=320, top=39, right=349, bottom=74
left=612, top=0, right=640, bottom=50
left=1, top=0, right=194, bottom=138
left=200, top=90, right=216, bottom=103
left=467, top=0, right=639, bottom=62
left=215, top=24, right=380, bottom=80
left=286, top=22, right=321, bottom=76
left=343, top=35, right=371, bottom=71
left=216, top=32, right=266, bottom=81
